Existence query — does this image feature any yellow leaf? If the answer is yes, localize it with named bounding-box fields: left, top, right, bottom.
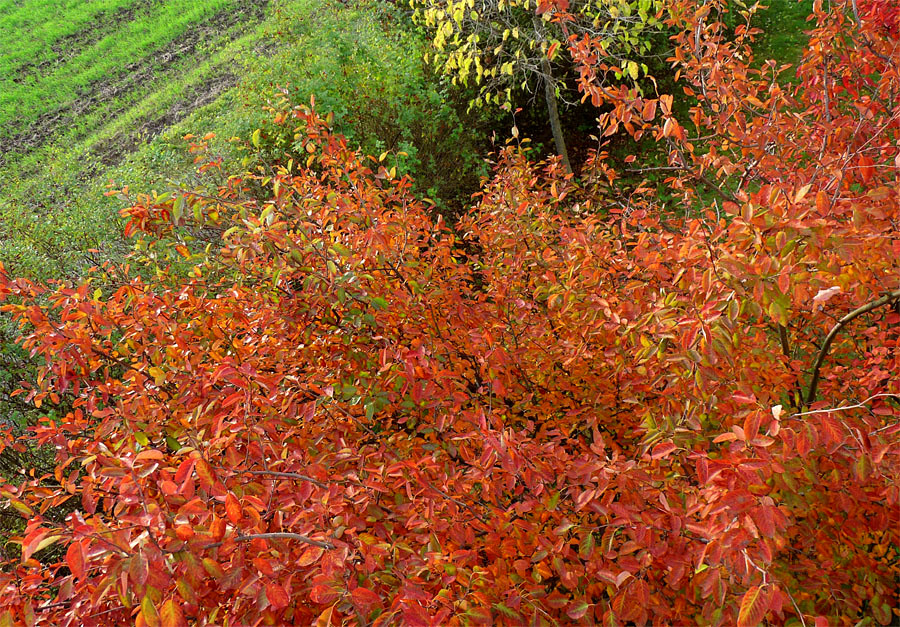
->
left=737, top=586, right=768, bottom=627
left=794, top=183, right=812, bottom=203
left=315, top=604, right=335, bottom=627
left=628, top=60, right=639, bottom=80
left=148, top=367, right=166, bottom=386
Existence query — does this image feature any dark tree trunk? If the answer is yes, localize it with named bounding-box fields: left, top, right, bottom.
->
left=539, top=52, right=571, bottom=173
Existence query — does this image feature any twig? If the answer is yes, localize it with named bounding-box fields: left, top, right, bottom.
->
left=788, top=393, right=900, bottom=421
left=244, top=470, right=328, bottom=488
left=778, top=324, right=790, bottom=358
left=205, top=532, right=334, bottom=551
left=806, top=288, right=900, bottom=404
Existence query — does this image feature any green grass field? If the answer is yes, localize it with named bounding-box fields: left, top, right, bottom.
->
left=753, top=0, right=813, bottom=67
left=0, top=0, right=274, bottom=278
left=0, top=0, right=269, bottom=161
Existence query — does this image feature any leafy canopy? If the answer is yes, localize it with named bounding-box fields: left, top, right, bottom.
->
left=0, top=0, right=898, bottom=625
left=411, top=0, right=662, bottom=108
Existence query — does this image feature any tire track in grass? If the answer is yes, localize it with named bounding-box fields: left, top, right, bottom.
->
left=8, top=0, right=160, bottom=82
left=0, top=0, right=142, bottom=75
left=0, top=0, right=269, bottom=164
left=89, top=71, right=236, bottom=168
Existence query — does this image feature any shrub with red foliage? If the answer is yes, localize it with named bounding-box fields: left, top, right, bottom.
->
left=0, top=0, right=897, bottom=624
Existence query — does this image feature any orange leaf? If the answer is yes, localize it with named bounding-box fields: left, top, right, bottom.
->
left=195, top=458, right=217, bottom=492
left=815, top=190, right=829, bottom=213
left=296, top=545, right=324, bottom=567
left=266, top=582, right=290, bottom=610
left=160, top=599, right=188, bottom=627
left=858, top=155, right=875, bottom=182
left=737, top=586, right=768, bottom=627
left=65, top=541, right=85, bottom=579
left=225, top=493, right=243, bottom=524
left=175, top=524, right=194, bottom=540
left=650, top=441, right=677, bottom=460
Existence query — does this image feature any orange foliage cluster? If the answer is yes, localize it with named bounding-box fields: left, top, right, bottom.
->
left=0, top=0, right=897, bottom=624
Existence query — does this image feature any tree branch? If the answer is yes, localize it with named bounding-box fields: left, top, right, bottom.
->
left=806, top=288, right=900, bottom=404
left=205, top=532, right=334, bottom=551
left=244, top=470, right=328, bottom=488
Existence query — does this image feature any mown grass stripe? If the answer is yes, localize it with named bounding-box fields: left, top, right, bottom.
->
left=0, top=0, right=142, bottom=72
left=0, top=0, right=258, bottom=150
left=0, top=0, right=237, bottom=136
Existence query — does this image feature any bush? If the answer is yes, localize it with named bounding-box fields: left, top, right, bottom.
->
left=234, top=0, right=492, bottom=213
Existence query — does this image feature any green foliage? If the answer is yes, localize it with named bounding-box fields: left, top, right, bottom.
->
left=0, top=0, right=489, bottom=283
left=411, top=0, right=664, bottom=109
left=237, top=0, right=490, bottom=211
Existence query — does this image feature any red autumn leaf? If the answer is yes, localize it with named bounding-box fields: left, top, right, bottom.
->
left=65, top=542, right=85, bottom=579
left=350, top=587, right=381, bottom=613
left=650, top=441, right=677, bottom=460
left=310, top=585, right=339, bottom=605
left=225, top=493, right=243, bottom=524
left=567, top=601, right=590, bottom=620
left=266, top=583, right=290, bottom=610
left=731, top=392, right=757, bottom=405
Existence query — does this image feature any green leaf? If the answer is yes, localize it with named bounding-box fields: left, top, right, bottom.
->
left=371, top=297, right=388, bottom=310
left=173, top=194, right=185, bottom=222
left=493, top=603, right=521, bottom=619
left=547, top=491, right=560, bottom=510
left=141, top=595, right=160, bottom=627
left=579, top=532, right=595, bottom=559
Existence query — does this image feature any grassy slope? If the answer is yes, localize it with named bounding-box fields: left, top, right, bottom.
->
left=0, top=0, right=486, bottom=280
left=0, top=0, right=275, bottom=279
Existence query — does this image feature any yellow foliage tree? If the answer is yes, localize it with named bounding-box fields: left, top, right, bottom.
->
left=411, top=0, right=662, bottom=170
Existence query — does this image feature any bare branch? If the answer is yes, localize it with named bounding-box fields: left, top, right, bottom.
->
left=806, top=289, right=900, bottom=404
left=205, top=532, right=335, bottom=551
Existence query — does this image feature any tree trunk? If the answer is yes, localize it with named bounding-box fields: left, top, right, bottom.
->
left=540, top=56, right=572, bottom=174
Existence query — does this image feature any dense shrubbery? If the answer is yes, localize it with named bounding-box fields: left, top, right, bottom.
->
left=0, top=0, right=898, bottom=625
